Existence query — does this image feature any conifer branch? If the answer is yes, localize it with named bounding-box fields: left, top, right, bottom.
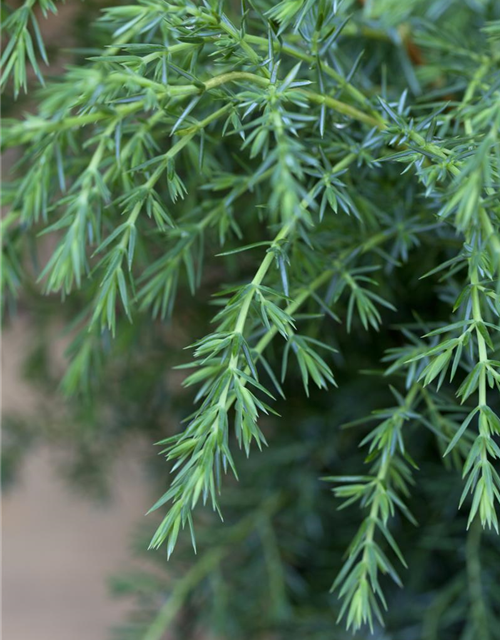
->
left=4, top=2, right=500, bottom=636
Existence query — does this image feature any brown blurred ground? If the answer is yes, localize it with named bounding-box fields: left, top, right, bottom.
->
left=2, top=319, right=153, bottom=640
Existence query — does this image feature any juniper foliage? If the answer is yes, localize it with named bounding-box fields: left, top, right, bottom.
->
left=2, top=0, right=500, bottom=637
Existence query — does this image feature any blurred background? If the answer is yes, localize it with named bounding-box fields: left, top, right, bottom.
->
left=2, top=3, right=155, bottom=639
left=2, top=307, right=155, bottom=640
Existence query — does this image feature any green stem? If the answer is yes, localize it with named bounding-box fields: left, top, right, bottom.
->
left=217, top=222, right=293, bottom=410
left=227, top=213, right=402, bottom=410
left=229, top=151, right=357, bottom=365
left=216, top=150, right=356, bottom=412
left=470, top=268, right=491, bottom=515
left=245, top=34, right=378, bottom=114
left=471, top=269, right=488, bottom=407
left=142, top=548, right=225, bottom=640
left=466, top=520, right=490, bottom=640
left=363, top=459, right=390, bottom=548
left=109, top=70, right=382, bottom=129
left=360, top=384, right=419, bottom=571
left=176, top=102, right=233, bottom=136
left=142, top=494, right=283, bottom=640
left=20, top=102, right=143, bottom=139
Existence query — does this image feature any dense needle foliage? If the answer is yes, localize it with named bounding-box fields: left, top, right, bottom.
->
left=2, top=0, right=500, bottom=637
